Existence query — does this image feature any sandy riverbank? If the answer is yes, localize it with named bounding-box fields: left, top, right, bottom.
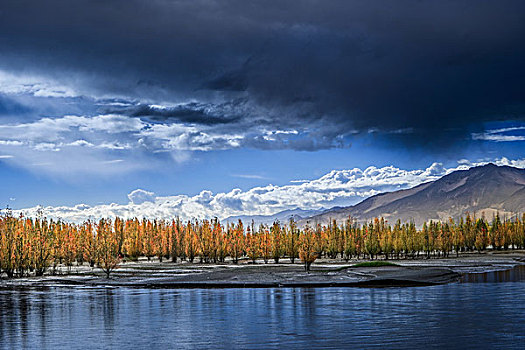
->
left=1, top=251, right=524, bottom=289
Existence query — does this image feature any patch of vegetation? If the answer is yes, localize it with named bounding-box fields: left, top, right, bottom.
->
left=353, top=261, right=399, bottom=268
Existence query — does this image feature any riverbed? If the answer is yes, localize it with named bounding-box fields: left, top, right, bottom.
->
left=1, top=251, right=523, bottom=289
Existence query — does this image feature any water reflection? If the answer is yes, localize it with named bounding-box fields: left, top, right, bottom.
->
left=0, top=280, right=524, bottom=349
left=461, top=264, right=525, bottom=283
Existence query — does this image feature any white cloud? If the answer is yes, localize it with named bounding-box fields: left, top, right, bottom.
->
left=0, top=113, right=252, bottom=176
left=233, top=174, right=268, bottom=180
left=102, top=159, right=124, bottom=164
left=263, top=129, right=299, bottom=141
left=0, top=114, right=201, bottom=176
left=0, top=70, right=78, bottom=98
left=473, top=134, right=525, bottom=142
left=460, top=157, right=525, bottom=169
left=423, top=162, right=446, bottom=176
left=67, top=139, right=95, bottom=147
left=472, top=126, right=525, bottom=142
left=19, top=158, right=521, bottom=223
left=0, top=115, right=143, bottom=144
left=127, top=189, right=156, bottom=204
left=34, top=142, right=61, bottom=152
left=0, top=140, right=24, bottom=146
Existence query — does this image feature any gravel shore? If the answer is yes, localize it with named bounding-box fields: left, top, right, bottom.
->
left=1, top=251, right=524, bottom=289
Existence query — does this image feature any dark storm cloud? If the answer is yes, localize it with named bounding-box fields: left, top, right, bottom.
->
left=0, top=0, right=524, bottom=149
left=117, top=102, right=242, bottom=125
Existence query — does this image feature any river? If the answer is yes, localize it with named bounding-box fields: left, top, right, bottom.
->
left=1, top=266, right=524, bottom=349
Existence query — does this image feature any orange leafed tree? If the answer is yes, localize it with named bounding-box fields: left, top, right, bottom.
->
left=299, top=224, right=320, bottom=272
left=229, top=220, right=244, bottom=264
left=95, top=219, right=121, bottom=278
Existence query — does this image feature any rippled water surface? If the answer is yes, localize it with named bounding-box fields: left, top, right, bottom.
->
left=1, top=268, right=525, bottom=349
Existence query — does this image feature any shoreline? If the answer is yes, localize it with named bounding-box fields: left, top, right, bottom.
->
left=1, top=251, right=524, bottom=290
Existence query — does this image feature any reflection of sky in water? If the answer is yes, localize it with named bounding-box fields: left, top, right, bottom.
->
left=1, top=275, right=525, bottom=349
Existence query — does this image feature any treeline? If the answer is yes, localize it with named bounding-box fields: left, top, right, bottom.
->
left=1, top=212, right=525, bottom=277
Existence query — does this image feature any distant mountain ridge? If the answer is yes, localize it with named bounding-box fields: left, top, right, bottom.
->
left=223, top=207, right=326, bottom=227
left=303, top=164, right=525, bottom=227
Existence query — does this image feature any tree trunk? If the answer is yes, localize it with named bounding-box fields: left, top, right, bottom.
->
left=305, top=261, right=312, bottom=272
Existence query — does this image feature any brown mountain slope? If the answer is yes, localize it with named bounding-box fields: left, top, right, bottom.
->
left=305, top=164, right=525, bottom=227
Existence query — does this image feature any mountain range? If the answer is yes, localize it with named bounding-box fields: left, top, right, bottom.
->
left=303, top=163, right=525, bottom=227
left=223, top=208, right=325, bottom=227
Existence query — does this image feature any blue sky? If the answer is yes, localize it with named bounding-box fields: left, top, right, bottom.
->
left=1, top=125, right=523, bottom=211
left=0, top=1, right=524, bottom=219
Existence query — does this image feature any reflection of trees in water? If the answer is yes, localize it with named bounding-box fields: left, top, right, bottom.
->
left=102, top=289, right=116, bottom=332
left=36, top=290, right=49, bottom=349
left=18, top=291, right=30, bottom=348
left=0, top=291, right=35, bottom=347
left=0, top=288, right=122, bottom=348
left=267, top=288, right=320, bottom=341
left=461, top=265, right=525, bottom=283
left=0, top=291, right=14, bottom=345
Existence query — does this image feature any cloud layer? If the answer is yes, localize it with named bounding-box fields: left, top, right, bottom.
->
left=18, top=157, right=525, bottom=222
left=0, top=112, right=318, bottom=175
left=0, top=0, right=523, bottom=153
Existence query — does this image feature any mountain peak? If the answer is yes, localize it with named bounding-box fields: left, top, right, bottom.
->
left=305, top=164, right=525, bottom=227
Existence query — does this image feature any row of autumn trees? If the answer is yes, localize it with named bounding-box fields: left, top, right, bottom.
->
left=2, top=211, right=525, bottom=277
